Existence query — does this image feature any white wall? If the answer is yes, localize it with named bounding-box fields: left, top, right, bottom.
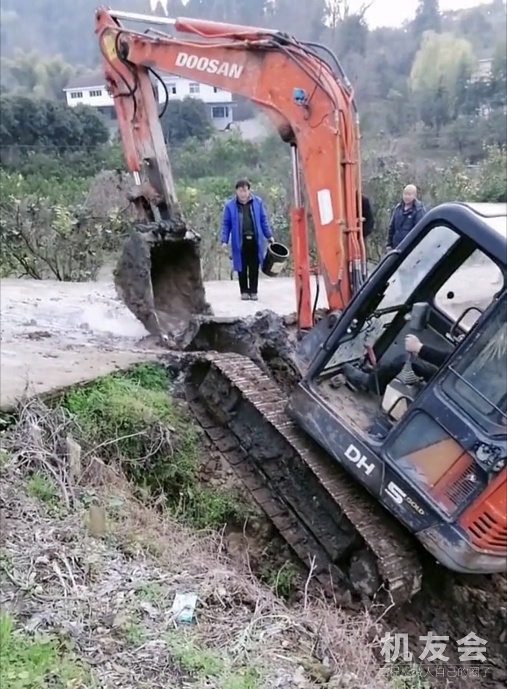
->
left=65, top=87, right=112, bottom=108
left=65, top=75, right=233, bottom=108
left=162, top=77, right=233, bottom=104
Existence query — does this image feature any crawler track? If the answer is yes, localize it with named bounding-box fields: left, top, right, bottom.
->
left=182, top=350, right=422, bottom=605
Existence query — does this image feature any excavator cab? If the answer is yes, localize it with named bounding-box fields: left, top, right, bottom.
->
left=288, top=202, right=507, bottom=575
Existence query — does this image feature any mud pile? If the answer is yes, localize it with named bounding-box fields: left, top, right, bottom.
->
left=162, top=309, right=302, bottom=402
left=390, top=567, right=507, bottom=686
left=83, top=170, right=136, bottom=219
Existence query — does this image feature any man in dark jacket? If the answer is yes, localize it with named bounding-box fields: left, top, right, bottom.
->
left=361, top=194, right=375, bottom=240
left=220, top=178, right=274, bottom=301
left=341, top=334, right=449, bottom=395
left=386, top=185, right=427, bottom=251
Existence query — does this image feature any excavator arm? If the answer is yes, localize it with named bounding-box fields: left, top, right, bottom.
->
left=95, top=7, right=366, bottom=330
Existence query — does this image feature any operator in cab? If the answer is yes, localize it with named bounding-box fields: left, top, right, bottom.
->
left=342, top=334, right=450, bottom=395
left=220, top=178, right=275, bottom=301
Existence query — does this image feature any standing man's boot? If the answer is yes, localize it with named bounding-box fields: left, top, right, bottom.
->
left=241, top=293, right=249, bottom=300
left=250, top=294, right=258, bottom=301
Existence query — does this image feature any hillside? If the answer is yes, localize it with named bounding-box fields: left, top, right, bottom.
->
left=1, top=1, right=505, bottom=157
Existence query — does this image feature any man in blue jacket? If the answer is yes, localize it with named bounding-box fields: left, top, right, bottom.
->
left=386, top=184, right=427, bottom=251
left=220, top=178, right=274, bottom=301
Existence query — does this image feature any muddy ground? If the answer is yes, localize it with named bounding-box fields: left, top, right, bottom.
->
left=1, top=261, right=498, bottom=409
left=0, top=275, right=326, bottom=409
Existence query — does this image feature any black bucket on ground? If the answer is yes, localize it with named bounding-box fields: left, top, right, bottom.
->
left=261, top=242, right=290, bottom=277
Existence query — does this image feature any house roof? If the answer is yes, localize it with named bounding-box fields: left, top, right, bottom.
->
left=64, top=71, right=105, bottom=90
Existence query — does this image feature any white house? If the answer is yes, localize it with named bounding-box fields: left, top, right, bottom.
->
left=472, top=57, right=494, bottom=83
left=63, top=70, right=235, bottom=130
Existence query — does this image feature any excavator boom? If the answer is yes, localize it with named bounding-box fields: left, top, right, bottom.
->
left=95, top=7, right=365, bottom=333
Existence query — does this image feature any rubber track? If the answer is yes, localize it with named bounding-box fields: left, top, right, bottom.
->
left=185, top=351, right=423, bottom=604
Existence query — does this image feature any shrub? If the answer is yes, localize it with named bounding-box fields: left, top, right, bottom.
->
left=0, top=133, right=504, bottom=278
left=0, top=187, right=126, bottom=280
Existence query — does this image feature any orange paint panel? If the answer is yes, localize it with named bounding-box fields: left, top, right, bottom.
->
left=460, top=469, right=507, bottom=553
left=404, top=436, right=465, bottom=488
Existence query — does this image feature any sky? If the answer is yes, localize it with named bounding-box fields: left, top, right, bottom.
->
left=149, top=1, right=500, bottom=28
left=356, top=0, right=497, bottom=28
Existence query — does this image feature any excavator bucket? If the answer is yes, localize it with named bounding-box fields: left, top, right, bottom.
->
left=113, top=222, right=212, bottom=346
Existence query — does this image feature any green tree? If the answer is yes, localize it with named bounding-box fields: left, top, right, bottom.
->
left=0, top=95, right=109, bottom=155
left=412, top=0, right=441, bottom=40
left=73, top=105, right=110, bottom=148
left=410, top=31, right=475, bottom=130
left=161, top=97, right=213, bottom=144
left=490, top=40, right=507, bottom=108
left=2, top=51, right=76, bottom=101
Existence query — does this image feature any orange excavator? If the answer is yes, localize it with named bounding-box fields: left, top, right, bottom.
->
left=96, top=7, right=507, bottom=604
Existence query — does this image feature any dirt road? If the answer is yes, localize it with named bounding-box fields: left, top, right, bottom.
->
left=1, top=258, right=499, bottom=409
left=0, top=276, right=326, bottom=409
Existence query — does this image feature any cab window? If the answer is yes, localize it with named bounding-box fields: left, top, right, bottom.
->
left=323, top=224, right=459, bottom=371
left=434, top=249, right=503, bottom=330
left=441, top=305, right=507, bottom=434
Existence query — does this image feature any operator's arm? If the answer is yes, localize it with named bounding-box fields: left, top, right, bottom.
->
left=419, top=344, right=449, bottom=368
left=259, top=199, right=273, bottom=241
left=220, top=204, right=232, bottom=245
left=405, top=335, right=450, bottom=367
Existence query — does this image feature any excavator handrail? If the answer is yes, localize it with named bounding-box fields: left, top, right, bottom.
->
left=95, top=7, right=366, bottom=327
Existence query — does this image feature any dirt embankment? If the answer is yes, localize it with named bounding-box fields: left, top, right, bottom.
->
left=1, top=367, right=399, bottom=689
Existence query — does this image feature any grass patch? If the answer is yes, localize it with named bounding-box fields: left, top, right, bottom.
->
left=26, top=472, right=59, bottom=507
left=167, top=631, right=261, bottom=689
left=391, top=670, right=432, bottom=688
left=0, top=612, right=94, bottom=688
left=62, top=363, right=249, bottom=529
left=259, top=560, right=300, bottom=599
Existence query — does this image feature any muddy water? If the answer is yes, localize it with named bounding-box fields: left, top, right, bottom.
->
left=0, top=275, right=325, bottom=408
